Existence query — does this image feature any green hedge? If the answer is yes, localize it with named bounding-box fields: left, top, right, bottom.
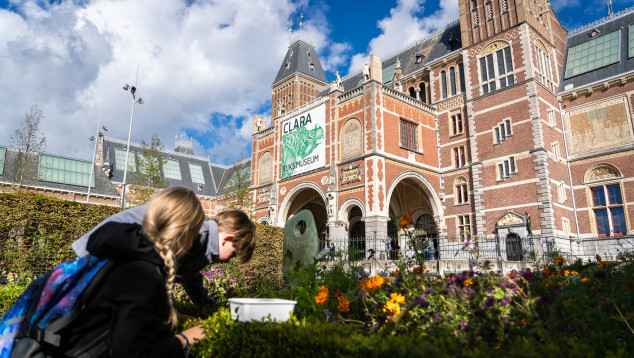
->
left=0, top=192, right=122, bottom=278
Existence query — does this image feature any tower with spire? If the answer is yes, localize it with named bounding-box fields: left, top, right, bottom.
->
left=271, top=15, right=327, bottom=119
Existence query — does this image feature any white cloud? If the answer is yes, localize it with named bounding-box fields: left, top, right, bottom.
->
left=0, top=0, right=296, bottom=165
left=348, top=0, right=459, bottom=73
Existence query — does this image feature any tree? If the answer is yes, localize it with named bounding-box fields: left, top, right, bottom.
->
left=9, top=105, right=47, bottom=188
left=222, top=154, right=252, bottom=211
left=130, top=133, right=167, bottom=205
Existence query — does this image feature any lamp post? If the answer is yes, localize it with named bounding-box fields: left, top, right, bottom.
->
left=120, top=82, right=143, bottom=208
left=86, top=109, right=104, bottom=203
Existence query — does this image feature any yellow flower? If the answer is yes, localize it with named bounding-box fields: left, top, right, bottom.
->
left=359, top=275, right=387, bottom=292
left=315, top=286, right=329, bottom=304
left=337, top=295, right=350, bottom=312
left=553, top=257, right=566, bottom=265
left=581, top=278, right=589, bottom=282
left=598, top=261, right=609, bottom=268
left=390, top=293, right=406, bottom=304
left=463, top=278, right=473, bottom=286
left=570, top=271, right=579, bottom=276
left=392, top=269, right=402, bottom=277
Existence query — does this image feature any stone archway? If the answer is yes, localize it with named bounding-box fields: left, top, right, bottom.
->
left=279, top=183, right=328, bottom=240
left=387, top=171, right=442, bottom=227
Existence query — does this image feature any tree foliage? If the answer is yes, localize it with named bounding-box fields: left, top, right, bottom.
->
left=222, top=155, right=252, bottom=211
left=130, top=133, right=167, bottom=205
left=8, top=105, right=47, bottom=188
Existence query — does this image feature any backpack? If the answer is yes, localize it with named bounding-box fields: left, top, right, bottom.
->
left=0, top=255, right=114, bottom=358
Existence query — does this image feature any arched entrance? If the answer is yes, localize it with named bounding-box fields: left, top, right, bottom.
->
left=279, top=184, right=328, bottom=241
left=386, top=172, right=442, bottom=260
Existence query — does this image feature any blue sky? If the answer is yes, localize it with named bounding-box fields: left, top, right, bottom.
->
left=0, top=0, right=632, bottom=166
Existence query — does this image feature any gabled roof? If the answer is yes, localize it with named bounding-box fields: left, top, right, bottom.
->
left=559, top=8, right=634, bottom=93
left=102, top=137, right=228, bottom=197
left=273, top=35, right=328, bottom=86
left=316, top=20, right=461, bottom=97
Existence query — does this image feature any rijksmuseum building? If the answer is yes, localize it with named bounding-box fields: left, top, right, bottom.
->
left=250, top=0, right=634, bottom=246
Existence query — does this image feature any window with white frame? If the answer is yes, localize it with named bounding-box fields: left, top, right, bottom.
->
left=535, top=40, right=554, bottom=91
left=457, top=214, right=472, bottom=241
left=163, top=159, right=182, bottom=180
left=39, top=155, right=94, bottom=187
left=565, top=30, right=619, bottom=78
left=562, top=217, right=570, bottom=236
left=629, top=25, right=634, bottom=58
left=552, top=142, right=561, bottom=162
left=557, top=181, right=567, bottom=203
left=479, top=44, right=515, bottom=94
left=455, top=177, right=469, bottom=204
left=451, top=112, right=464, bottom=136
left=497, top=156, right=516, bottom=180
left=592, top=183, right=626, bottom=236
left=500, top=0, right=508, bottom=12
left=453, top=146, right=466, bottom=168
left=115, top=148, right=136, bottom=172
left=189, top=163, right=206, bottom=184
left=547, top=108, right=556, bottom=127
left=400, top=119, right=418, bottom=151
left=494, top=119, right=512, bottom=144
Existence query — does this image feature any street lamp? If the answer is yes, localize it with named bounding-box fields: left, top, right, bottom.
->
left=120, top=83, right=143, bottom=208
left=86, top=109, right=103, bottom=203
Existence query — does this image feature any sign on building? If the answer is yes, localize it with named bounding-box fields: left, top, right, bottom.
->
left=281, top=104, right=326, bottom=179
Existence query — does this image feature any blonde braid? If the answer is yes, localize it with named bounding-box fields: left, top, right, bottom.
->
left=152, top=239, right=178, bottom=328
left=141, top=187, right=205, bottom=330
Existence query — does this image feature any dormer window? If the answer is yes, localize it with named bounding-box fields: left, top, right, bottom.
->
left=590, top=29, right=600, bottom=38
left=415, top=55, right=423, bottom=64
left=309, top=63, right=314, bottom=70
left=307, top=51, right=311, bottom=57
left=285, top=62, right=290, bottom=69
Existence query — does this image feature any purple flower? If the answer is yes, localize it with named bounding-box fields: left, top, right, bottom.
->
left=500, top=296, right=510, bottom=306
left=460, top=321, right=469, bottom=330
left=367, top=249, right=376, bottom=260
left=521, top=270, right=535, bottom=280
left=424, top=288, right=434, bottom=294
left=434, top=313, right=441, bottom=322
left=485, top=297, right=495, bottom=307
left=461, top=241, right=470, bottom=250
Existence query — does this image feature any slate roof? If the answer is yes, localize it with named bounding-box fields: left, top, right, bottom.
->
left=316, top=20, right=461, bottom=97
left=559, top=8, right=634, bottom=92
left=0, top=145, right=120, bottom=198
left=273, top=35, right=328, bottom=86
left=101, top=137, right=228, bottom=197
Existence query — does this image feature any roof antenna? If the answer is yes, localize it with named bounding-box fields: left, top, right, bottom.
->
left=299, top=12, right=303, bottom=33
left=608, top=0, right=614, bottom=17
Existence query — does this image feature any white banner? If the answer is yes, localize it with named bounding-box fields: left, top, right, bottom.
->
left=281, top=104, right=326, bottom=179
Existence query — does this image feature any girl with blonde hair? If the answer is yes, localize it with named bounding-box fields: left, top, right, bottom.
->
left=63, top=187, right=206, bottom=357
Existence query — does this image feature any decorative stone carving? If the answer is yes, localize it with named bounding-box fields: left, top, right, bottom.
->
left=362, top=62, right=370, bottom=80
left=340, top=163, right=363, bottom=184
left=280, top=187, right=286, bottom=195
left=479, top=40, right=510, bottom=56
left=564, top=96, right=633, bottom=155
left=335, top=71, right=344, bottom=91
left=253, top=115, right=266, bottom=133
left=257, top=189, right=271, bottom=204
left=584, top=164, right=621, bottom=183
left=259, top=151, right=272, bottom=184
left=341, top=119, right=363, bottom=159
left=496, top=211, right=525, bottom=227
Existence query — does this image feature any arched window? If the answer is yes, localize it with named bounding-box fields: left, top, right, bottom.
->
left=450, top=67, right=457, bottom=96
left=584, top=164, right=626, bottom=236
left=409, top=86, right=416, bottom=98
left=478, top=40, right=514, bottom=94
left=535, top=40, right=553, bottom=91
left=454, top=176, right=469, bottom=204
left=441, top=71, right=448, bottom=99
left=418, top=82, right=427, bottom=103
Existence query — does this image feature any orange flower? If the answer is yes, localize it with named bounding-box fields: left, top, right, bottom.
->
left=315, top=286, right=329, bottom=304
left=337, top=295, right=350, bottom=312
left=392, top=269, right=402, bottom=277
left=359, top=275, right=387, bottom=292
left=413, top=266, right=423, bottom=275
left=581, top=278, right=589, bottom=282
left=390, top=292, right=406, bottom=304
left=334, top=289, right=342, bottom=297
left=463, top=278, right=473, bottom=286
left=553, top=257, right=566, bottom=265
left=400, top=213, right=412, bottom=227
left=598, top=261, right=609, bottom=269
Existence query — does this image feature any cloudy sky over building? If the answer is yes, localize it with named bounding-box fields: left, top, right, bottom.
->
left=0, top=0, right=627, bottom=165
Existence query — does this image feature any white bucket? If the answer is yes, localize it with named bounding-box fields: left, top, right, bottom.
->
left=228, top=298, right=297, bottom=322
